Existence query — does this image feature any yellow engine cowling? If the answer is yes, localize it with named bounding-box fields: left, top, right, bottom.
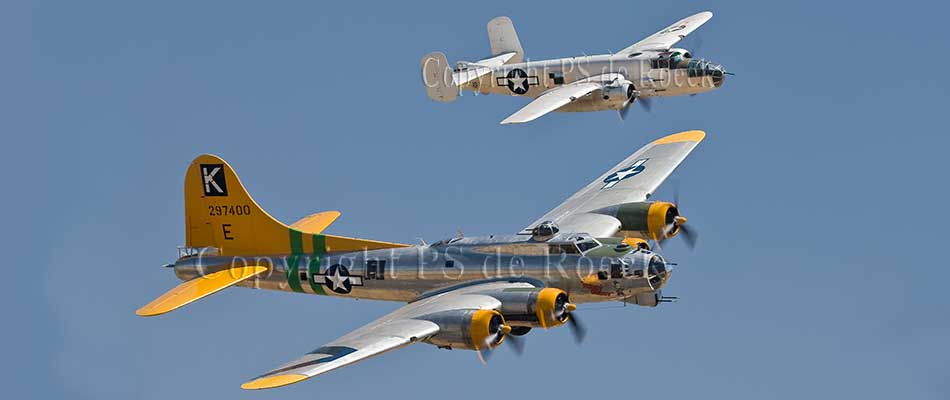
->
left=495, top=288, right=575, bottom=329
left=623, top=237, right=651, bottom=250
left=469, top=310, right=509, bottom=350
left=534, top=288, right=575, bottom=328
left=615, top=201, right=683, bottom=241
left=425, top=309, right=510, bottom=351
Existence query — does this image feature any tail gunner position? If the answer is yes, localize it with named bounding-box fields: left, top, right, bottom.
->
left=422, top=11, right=728, bottom=124
left=137, top=130, right=706, bottom=389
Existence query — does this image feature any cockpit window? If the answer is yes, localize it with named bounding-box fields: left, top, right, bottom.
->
left=575, top=240, right=599, bottom=253
left=548, top=244, right=580, bottom=255
left=651, top=58, right=670, bottom=69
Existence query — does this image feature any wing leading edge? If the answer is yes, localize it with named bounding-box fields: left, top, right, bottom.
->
left=619, top=11, right=713, bottom=56
left=242, top=280, right=537, bottom=390
left=521, top=130, right=705, bottom=238
left=500, top=74, right=624, bottom=124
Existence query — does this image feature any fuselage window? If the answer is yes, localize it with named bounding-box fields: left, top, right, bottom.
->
left=366, top=260, right=386, bottom=280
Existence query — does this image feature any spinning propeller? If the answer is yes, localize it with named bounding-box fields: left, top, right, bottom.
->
left=654, top=185, right=699, bottom=250
left=618, top=89, right=652, bottom=120
left=479, top=292, right=585, bottom=362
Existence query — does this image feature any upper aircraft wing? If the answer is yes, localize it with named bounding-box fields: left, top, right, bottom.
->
left=520, top=131, right=705, bottom=238
left=618, top=11, right=712, bottom=56
left=500, top=74, right=622, bottom=124
left=242, top=280, right=537, bottom=390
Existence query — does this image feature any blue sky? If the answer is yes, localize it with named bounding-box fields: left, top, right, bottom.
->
left=3, top=0, right=949, bottom=398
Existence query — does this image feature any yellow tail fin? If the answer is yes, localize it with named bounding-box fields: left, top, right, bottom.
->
left=184, top=154, right=407, bottom=256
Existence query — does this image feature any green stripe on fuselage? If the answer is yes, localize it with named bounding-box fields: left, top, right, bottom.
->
left=287, top=229, right=305, bottom=293
left=308, top=234, right=327, bottom=295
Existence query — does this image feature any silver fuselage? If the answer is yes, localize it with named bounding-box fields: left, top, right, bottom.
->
left=173, top=233, right=671, bottom=304
left=457, top=52, right=725, bottom=111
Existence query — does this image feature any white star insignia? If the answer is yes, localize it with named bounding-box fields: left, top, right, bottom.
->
left=327, top=267, right=348, bottom=289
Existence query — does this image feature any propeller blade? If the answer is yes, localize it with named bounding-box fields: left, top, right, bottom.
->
left=669, top=182, right=697, bottom=249
left=678, top=224, right=698, bottom=249
left=567, top=314, right=587, bottom=344
left=691, top=35, right=704, bottom=54
left=476, top=334, right=495, bottom=364
left=618, top=104, right=631, bottom=120
left=476, top=348, right=492, bottom=364
left=639, top=97, right=653, bottom=112
left=672, top=182, right=681, bottom=207
left=506, top=334, right=525, bottom=355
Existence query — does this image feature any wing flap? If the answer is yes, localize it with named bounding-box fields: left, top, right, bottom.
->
left=136, top=265, right=268, bottom=317
left=500, top=82, right=603, bottom=124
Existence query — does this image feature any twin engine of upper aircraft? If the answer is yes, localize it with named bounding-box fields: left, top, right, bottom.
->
left=421, top=11, right=729, bottom=124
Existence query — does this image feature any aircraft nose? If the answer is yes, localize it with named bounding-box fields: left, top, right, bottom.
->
left=711, top=63, right=726, bottom=87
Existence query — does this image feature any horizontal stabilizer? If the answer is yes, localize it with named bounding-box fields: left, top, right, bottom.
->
left=290, top=211, right=341, bottom=234
left=136, top=265, right=268, bottom=317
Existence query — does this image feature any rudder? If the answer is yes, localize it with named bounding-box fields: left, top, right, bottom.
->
left=421, top=52, right=458, bottom=102
left=487, top=16, right=524, bottom=64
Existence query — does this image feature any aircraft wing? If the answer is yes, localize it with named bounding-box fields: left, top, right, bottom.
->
left=618, top=11, right=712, bottom=56
left=241, top=280, right=537, bottom=390
left=520, top=130, right=705, bottom=238
left=500, top=75, right=622, bottom=124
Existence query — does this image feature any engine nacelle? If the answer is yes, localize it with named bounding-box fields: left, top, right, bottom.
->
left=425, top=309, right=509, bottom=350
left=615, top=201, right=682, bottom=240
left=599, top=80, right=637, bottom=110
left=493, top=288, right=574, bottom=329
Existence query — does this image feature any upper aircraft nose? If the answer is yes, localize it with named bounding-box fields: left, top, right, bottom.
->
left=686, top=59, right=727, bottom=87
left=709, top=63, right=726, bottom=87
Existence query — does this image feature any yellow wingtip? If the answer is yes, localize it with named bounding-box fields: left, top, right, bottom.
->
left=652, top=130, right=706, bottom=145
left=241, top=374, right=309, bottom=390
left=290, top=210, right=342, bottom=234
